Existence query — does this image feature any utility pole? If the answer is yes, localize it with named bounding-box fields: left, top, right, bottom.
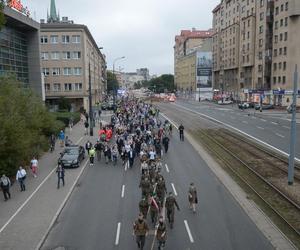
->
left=112, top=56, right=125, bottom=106
left=288, top=65, right=298, bottom=185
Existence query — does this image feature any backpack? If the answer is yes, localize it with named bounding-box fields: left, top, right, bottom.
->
left=2, top=177, right=9, bottom=186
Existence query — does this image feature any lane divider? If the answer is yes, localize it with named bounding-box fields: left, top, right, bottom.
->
left=121, top=185, right=125, bottom=198
left=184, top=220, right=194, bottom=243
left=165, top=164, right=170, bottom=173
left=171, top=183, right=178, bottom=196
left=115, top=222, right=121, bottom=245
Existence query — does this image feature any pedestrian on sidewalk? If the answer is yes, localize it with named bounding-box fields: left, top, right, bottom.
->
left=89, top=146, right=96, bottom=166
left=16, top=166, right=26, bottom=192
left=84, top=120, right=89, bottom=135
left=56, top=164, right=65, bottom=189
left=178, top=124, right=184, bottom=141
left=30, top=156, right=38, bottom=178
left=0, top=174, right=11, bottom=201
left=69, top=116, right=74, bottom=132
left=188, top=182, right=198, bottom=213
left=85, top=140, right=92, bottom=155
left=133, top=213, right=149, bottom=250
left=58, top=130, right=65, bottom=147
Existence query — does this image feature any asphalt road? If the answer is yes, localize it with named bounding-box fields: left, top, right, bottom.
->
left=173, top=100, right=300, bottom=159
left=41, top=116, right=273, bottom=250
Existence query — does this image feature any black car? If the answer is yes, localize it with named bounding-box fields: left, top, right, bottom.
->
left=58, top=146, right=85, bottom=168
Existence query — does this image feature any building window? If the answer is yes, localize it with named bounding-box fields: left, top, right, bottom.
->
left=283, top=61, right=287, bottom=70
left=283, top=76, right=286, bottom=84
left=259, top=39, right=263, bottom=47
left=45, top=84, right=50, bottom=91
left=51, top=52, right=60, bottom=60
left=260, top=0, right=264, bottom=7
left=284, top=32, right=288, bottom=41
left=62, top=35, right=70, bottom=44
left=281, top=4, right=284, bottom=12
left=74, top=83, right=82, bottom=91
left=63, top=68, right=72, bottom=75
left=50, top=35, right=58, bottom=44
left=274, top=49, right=277, bottom=57
left=52, top=68, right=60, bottom=76
left=280, top=19, right=283, bottom=27
left=72, top=51, right=81, bottom=59
left=259, top=25, right=263, bottom=33
left=280, top=33, right=283, bottom=41
left=258, top=65, right=263, bottom=72
left=274, top=35, right=278, bottom=43
left=279, top=62, right=282, bottom=69
left=278, top=76, right=281, bottom=83
left=285, top=17, right=288, bottom=26
left=273, top=63, right=277, bottom=71
left=53, top=83, right=61, bottom=92
left=260, top=12, right=264, bottom=21
left=259, top=52, right=263, bottom=59
left=279, top=48, right=282, bottom=55
left=72, top=35, right=81, bottom=44
left=285, top=2, right=289, bottom=11
left=275, top=7, right=279, bottom=15
left=74, top=67, right=82, bottom=75
left=41, top=52, right=49, bottom=60
left=64, top=83, right=72, bottom=91
left=284, top=47, right=287, bottom=55
left=273, top=77, right=276, bottom=84
left=275, top=21, right=278, bottom=29
left=41, top=36, right=48, bottom=44
left=42, top=68, right=50, bottom=76
left=62, top=51, right=71, bottom=60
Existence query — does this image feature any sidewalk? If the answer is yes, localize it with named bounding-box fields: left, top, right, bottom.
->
left=0, top=119, right=103, bottom=250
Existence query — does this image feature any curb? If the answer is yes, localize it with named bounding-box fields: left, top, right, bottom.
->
left=35, top=159, right=89, bottom=250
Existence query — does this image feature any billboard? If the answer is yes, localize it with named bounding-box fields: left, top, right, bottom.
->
left=196, top=52, right=212, bottom=88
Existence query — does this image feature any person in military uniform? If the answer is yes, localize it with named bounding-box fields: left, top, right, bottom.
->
left=156, top=216, right=167, bottom=250
left=149, top=193, right=161, bottom=225
left=156, top=177, right=167, bottom=205
left=133, top=213, right=149, bottom=250
left=165, top=192, right=180, bottom=229
left=139, top=177, right=151, bottom=198
left=139, top=197, right=149, bottom=219
left=188, top=182, right=198, bottom=213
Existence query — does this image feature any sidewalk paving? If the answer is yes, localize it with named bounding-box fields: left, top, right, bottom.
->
left=0, top=119, right=104, bottom=250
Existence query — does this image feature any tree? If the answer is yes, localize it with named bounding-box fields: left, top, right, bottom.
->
left=143, top=74, right=175, bottom=93
left=58, top=97, right=71, bottom=111
left=0, top=0, right=6, bottom=30
left=0, top=76, right=63, bottom=177
left=107, top=71, right=119, bottom=93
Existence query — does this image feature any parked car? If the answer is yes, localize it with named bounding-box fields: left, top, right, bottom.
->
left=254, top=104, right=274, bottom=110
left=238, top=102, right=255, bottom=109
left=58, top=145, right=85, bottom=168
left=217, top=98, right=233, bottom=105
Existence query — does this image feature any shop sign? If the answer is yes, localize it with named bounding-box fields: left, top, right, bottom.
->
left=273, top=90, right=285, bottom=95
left=6, top=0, right=30, bottom=16
left=264, top=90, right=272, bottom=95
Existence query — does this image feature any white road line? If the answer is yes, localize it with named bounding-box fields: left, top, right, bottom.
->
left=260, top=119, right=267, bottom=122
left=165, top=164, right=170, bottom=173
left=251, top=116, right=257, bottom=119
left=283, top=126, right=290, bottom=129
left=170, top=104, right=300, bottom=163
left=271, top=122, right=278, bottom=125
left=242, top=121, right=248, bottom=124
left=115, top=222, right=121, bottom=245
left=256, top=126, right=265, bottom=130
left=275, top=133, right=285, bottom=138
left=76, top=136, right=84, bottom=144
left=184, top=220, right=194, bottom=243
left=121, top=185, right=125, bottom=198
left=171, top=183, right=178, bottom=196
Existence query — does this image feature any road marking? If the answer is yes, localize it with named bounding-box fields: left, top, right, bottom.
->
left=115, top=222, right=121, bottom=245
left=242, top=121, right=248, bottom=124
left=256, top=126, right=265, bottom=130
left=260, top=119, right=267, bottom=122
left=121, top=185, right=125, bottom=198
left=283, top=126, right=290, bottom=129
left=76, top=136, right=84, bottom=144
left=275, top=133, right=285, bottom=138
left=271, top=122, right=278, bottom=125
left=165, top=164, right=170, bottom=173
left=171, top=183, right=178, bottom=196
left=251, top=116, right=257, bottom=119
left=184, top=220, right=194, bottom=243
left=169, top=104, right=300, bottom=163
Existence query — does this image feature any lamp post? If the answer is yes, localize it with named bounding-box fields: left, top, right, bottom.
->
left=113, top=56, right=125, bottom=106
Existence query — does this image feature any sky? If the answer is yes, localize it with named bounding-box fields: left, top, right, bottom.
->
left=22, top=0, right=220, bottom=76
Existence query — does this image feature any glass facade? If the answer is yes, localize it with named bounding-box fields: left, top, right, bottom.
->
left=0, top=26, right=29, bottom=84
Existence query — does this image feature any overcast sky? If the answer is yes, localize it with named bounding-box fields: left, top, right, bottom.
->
left=23, top=0, right=219, bottom=75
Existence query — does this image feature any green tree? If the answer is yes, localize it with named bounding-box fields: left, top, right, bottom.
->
left=144, top=74, right=175, bottom=93
left=107, top=71, right=119, bottom=93
left=0, top=76, right=63, bottom=177
left=0, top=0, right=6, bottom=30
left=58, top=96, right=71, bottom=111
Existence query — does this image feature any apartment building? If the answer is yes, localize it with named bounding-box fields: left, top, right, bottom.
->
left=174, top=28, right=213, bottom=91
left=212, top=0, right=300, bottom=106
left=40, top=0, right=106, bottom=111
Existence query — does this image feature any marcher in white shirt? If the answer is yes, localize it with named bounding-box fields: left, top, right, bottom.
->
left=30, top=157, right=38, bottom=178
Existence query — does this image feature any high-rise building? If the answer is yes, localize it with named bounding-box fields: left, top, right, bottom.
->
left=0, top=3, right=42, bottom=96
left=40, top=0, right=106, bottom=111
left=136, top=68, right=150, bottom=81
left=174, top=28, right=213, bottom=93
left=212, top=0, right=300, bottom=106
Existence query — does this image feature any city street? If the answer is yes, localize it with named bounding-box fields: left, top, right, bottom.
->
left=172, top=99, right=300, bottom=159
left=41, top=115, right=274, bottom=250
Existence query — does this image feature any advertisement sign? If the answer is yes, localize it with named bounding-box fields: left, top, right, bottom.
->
left=6, top=0, right=30, bottom=16
left=196, top=52, right=212, bottom=88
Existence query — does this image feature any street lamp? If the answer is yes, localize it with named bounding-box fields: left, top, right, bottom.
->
left=112, top=56, right=125, bottom=106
